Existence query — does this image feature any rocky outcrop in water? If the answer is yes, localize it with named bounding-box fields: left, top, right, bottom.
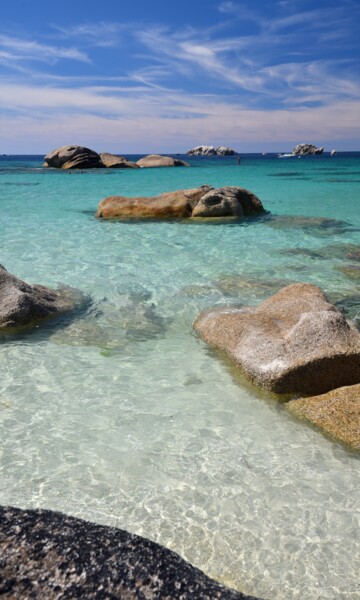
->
left=44, top=146, right=138, bottom=169
left=0, top=506, right=260, bottom=600
left=187, top=146, right=237, bottom=156
left=96, top=185, right=265, bottom=220
left=44, top=145, right=102, bottom=169
left=192, top=187, right=264, bottom=218
left=99, top=153, right=139, bottom=169
left=292, top=143, right=324, bottom=155
left=136, top=154, right=189, bottom=167
left=0, top=265, right=81, bottom=330
left=287, top=384, right=360, bottom=450
left=194, top=283, right=360, bottom=395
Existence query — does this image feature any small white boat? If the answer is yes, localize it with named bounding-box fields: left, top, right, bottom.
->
left=277, top=153, right=297, bottom=158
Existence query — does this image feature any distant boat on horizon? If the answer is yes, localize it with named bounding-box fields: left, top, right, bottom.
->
left=277, top=153, right=298, bottom=158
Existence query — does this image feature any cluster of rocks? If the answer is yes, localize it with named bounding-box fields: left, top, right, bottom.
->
left=187, top=145, right=237, bottom=156
left=292, top=143, right=324, bottom=155
left=0, top=506, right=260, bottom=600
left=96, top=185, right=264, bottom=220
left=195, top=283, right=360, bottom=449
left=43, top=146, right=189, bottom=170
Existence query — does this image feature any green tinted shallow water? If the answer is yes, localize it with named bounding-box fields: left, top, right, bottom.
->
left=0, top=153, right=359, bottom=599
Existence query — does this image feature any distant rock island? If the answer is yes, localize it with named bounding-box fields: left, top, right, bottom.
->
left=187, top=145, right=237, bottom=156
left=43, top=146, right=189, bottom=169
left=292, top=143, right=324, bottom=155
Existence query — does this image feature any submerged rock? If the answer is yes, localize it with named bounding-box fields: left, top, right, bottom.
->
left=51, top=295, right=168, bottom=350
left=0, top=265, right=81, bottom=330
left=330, top=292, right=360, bottom=329
left=194, top=283, right=360, bottom=395
left=99, top=153, right=139, bottom=169
left=266, top=215, right=351, bottom=236
left=279, top=248, right=325, bottom=260
left=287, top=384, right=360, bottom=450
left=44, top=145, right=102, bottom=169
left=136, top=154, right=189, bottom=167
left=292, top=143, right=324, bottom=155
left=336, top=265, right=360, bottom=281
left=96, top=185, right=265, bottom=220
left=187, top=146, right=237, bottom=156
left=213, top=275, right=289, bottom=298
left=0, top=506, right=260, bottom=600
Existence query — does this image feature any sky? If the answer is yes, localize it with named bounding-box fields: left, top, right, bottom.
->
left=0, top=0, right=359, bottom=153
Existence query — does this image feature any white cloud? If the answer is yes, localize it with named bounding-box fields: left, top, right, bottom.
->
left=0, top=80, right=358, bottom=153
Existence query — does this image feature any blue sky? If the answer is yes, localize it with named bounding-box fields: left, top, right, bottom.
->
left=0, top=0, right=359, bottom=153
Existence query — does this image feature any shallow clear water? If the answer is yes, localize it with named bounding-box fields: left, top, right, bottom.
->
left=0, top=153, right=359, bottom=600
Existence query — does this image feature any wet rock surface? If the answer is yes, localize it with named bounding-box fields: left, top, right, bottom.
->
left=96, top=186, right=265, bottom=220
left=0, top=506, right=260, bottom=600
left=194, top=283, right=360, bottom=395
left=287, top=384, right=360, bottom=450
left=0, top=265, right=81, bottom=330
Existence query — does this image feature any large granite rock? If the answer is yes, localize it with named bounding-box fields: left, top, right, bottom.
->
left=187, top=146, right=237, bottom=156
left=99, top=153, right=139, bottom=169
left=194, top=283, right=360, bottom=395
left=0, top=265, right=80, bottom=329
left=292, top=143, right=324, bottom=155
left=44, top=147, right=139, bottom=169
left=287, top=384, right=360, bottom=450
left=192, top=187, right=264, bottom=218
left=96, top=185, right=265, bottom=220
left=0, top=506, right=260, bottom=600
left=44, top=145, right=102, bottom=169
left=97, top=186, right=209, bottom=219
left=136, top=154, right=189, bottom=167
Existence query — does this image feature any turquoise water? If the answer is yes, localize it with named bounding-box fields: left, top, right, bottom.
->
left=0, top=153, right=359, bottom=599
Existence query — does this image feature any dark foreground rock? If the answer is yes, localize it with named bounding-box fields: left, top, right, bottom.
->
left=136, top=154, right=189, bottom=167
left=194, top=283, right=360, bottom=395
left=0, top=506, right=261, bottom=600
left=187, top=146, right=237, bottom=156
left=0, top=265, right=81, bottom=330
left=292, top=143, right=324, bottom=155
left=96, top=185, right=265, bottom=220
left=287, top=384, right=360, bottom=450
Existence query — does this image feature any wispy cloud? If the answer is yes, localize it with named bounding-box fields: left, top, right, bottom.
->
left=0, top=34, right=90, bottom=67
left=0, top=81, right=358, bottom=153
left=50, top=22, right=127, bottom=47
